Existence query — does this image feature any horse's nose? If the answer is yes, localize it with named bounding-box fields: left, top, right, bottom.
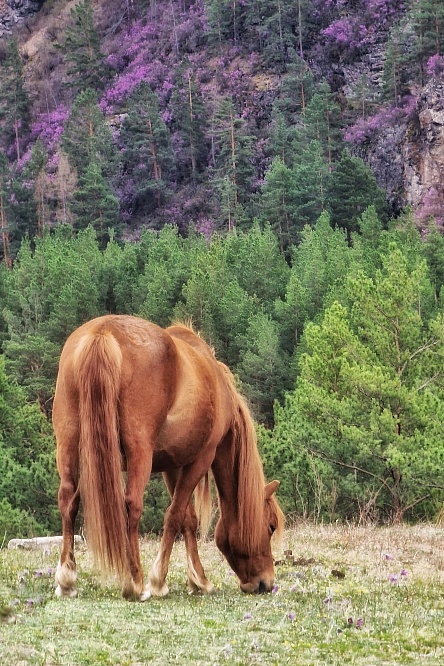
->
left=258, top=579, right=274, bottom=594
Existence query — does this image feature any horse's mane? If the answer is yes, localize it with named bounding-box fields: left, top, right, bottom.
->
left=224, top=367, right=284, bottom=556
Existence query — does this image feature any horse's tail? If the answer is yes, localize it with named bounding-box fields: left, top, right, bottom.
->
left=194, top=472, right=212, bottom=538
left=74, top=329, right=129, bottom=582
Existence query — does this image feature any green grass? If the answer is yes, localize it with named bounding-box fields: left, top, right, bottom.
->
left=1, top=525, right=444, bottom=665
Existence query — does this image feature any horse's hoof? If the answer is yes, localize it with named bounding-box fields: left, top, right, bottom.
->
left=187, top=581, right=215, bottom=595
left=149, top=583, right=169, bottom=597
left=139, top=587, right=151, bottom=602
left=55, top=585, right=77, bottom=598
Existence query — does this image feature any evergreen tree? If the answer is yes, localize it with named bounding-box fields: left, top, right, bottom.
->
left=0, top=151, right=12, bottom=267
left=223, top=223, right=290, bottom=312
left=236, top=311, right=290, bottom=426
left=291, top=140, right=329, bottom=234
left=0, top=355, right=58, bottom=538
left=62, top=0, right=108, bottom=93
left=210, top=96, right=255, bottom=228
left=297, top=81, right=343, bottom=167
left=275, top=212, right=351, bottom=354
left=24, top=139, right=51, bottom=236
left=0, top=39, right=31, bottom=161
left=261, top=156, right=295, bottom=249
left=170, top=65, right=208, bottom=183
left=410, top=0, right=444, bottom=81
left=121, top=82, right=174, bottom=213
left=327, top=151, right=388, bottom=237
left=61, top=89, right=118, bottom=179
left=382, top=22, right=412, bottom=103
left=71, top=161, right=120, bottom=248
left=267, top=247, right=444, bottom=521
left=272, top=50, right=314, bottom=128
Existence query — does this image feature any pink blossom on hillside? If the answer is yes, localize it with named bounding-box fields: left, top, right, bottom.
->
left=427, top=54, right=444, bottom=78
left=344, top=102, right=415, bottom=144
left=31, top=106, right=70, bottom=153
left=416, top=187, right=444, bottom=227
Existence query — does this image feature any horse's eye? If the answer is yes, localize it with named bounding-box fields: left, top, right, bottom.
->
left=269, top=524, right=276, bottom=536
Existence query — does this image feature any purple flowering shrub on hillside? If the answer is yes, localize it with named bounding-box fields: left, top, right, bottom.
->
left=345, top=97, right=416, bottom=144
left=322, top=0, right=405, bottom=56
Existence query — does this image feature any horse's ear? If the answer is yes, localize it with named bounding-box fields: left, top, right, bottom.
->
left=264, top=480, right=280, bottom=499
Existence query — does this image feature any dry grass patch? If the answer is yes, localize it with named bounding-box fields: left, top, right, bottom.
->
left=0, top=524, right=443, bottom=665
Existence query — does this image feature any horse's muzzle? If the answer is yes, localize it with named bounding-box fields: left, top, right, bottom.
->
left=240, top=578, right=275, bottom=594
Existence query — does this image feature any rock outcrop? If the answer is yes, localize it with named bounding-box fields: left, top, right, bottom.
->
left=0, top=0, right=44, bottom=37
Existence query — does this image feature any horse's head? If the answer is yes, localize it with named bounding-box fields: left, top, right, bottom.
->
left=215, top=480, right=283, bottom=594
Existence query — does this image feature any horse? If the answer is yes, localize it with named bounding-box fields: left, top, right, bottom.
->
left=53, top=315, right=284, bottom=601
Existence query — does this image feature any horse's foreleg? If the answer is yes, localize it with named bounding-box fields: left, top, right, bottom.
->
left=55, top=446, right=80, bottom=598
left=122, top=447, right=153, bottom=602
left=163, top=471, right=214, bottom=595
left=183, top=505, right=214, bottom=595
left=149, top=458, right=214, bottom=597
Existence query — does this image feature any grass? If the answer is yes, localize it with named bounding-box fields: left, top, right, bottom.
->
left=1, top=524, right=444, bottom=665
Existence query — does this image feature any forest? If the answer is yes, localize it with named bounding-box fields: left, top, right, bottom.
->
left=1, top=0, right=444, bottom=539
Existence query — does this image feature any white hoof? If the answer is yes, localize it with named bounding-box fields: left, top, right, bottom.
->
left=149, top=582, right=169, bottom=597
left=139, top=586, right=151, bottom=602
left=55, top=584, right=77, bottom=598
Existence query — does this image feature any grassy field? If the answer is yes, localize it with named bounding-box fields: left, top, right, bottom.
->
left=1, top=524, right=443, bottom=665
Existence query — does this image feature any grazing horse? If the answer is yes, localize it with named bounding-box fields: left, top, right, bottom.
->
left=53, top=315, right=283, bottom=601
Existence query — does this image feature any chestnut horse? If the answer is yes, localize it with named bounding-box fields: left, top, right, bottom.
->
left=53, top=315, right=283, bottom=600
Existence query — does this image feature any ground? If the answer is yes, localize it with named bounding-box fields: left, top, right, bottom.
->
left=1, top=524, right=443, bottom=665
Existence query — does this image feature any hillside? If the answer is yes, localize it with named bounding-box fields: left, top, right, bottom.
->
left=0, top=0, right=442, bottom=256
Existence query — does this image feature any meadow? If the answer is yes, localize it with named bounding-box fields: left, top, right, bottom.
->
left=1, top=524, right=443, bottom=665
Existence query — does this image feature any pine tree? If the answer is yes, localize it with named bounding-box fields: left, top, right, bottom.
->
left=121, top=82, right=174, bottom=213
left=327, top=151, right=388, bottom=237
left=0, top=39, right=31, bottom=161
left=0, top=152, right=11, bottom=268
left=62, top=0, right=108, bottom=93
left=261, top=157, right=295, bottom=249
left=71, top=161, right=119, bottom=248
left=170, top=65, right=208, bottom=183
left=299, top=81, right=343, bottom=168
left=382, top=23, right=412, bottom=103
left=61, top=89, right=118, bottom=179
left=210, top=96, right=255, bottom=227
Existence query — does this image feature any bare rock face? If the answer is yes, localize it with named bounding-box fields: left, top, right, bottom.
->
left=404, top=80, right=444, bottom=211
left=0, top=0, right=44, bottom=36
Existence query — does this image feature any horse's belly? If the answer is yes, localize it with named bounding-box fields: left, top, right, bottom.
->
left=153, top=404, right=228, bottom=471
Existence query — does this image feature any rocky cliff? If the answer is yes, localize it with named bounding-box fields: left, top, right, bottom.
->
left=0, top=0, right=44, bottom=36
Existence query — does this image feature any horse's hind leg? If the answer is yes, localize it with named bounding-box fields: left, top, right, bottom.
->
left=55, top=433, right=80, bottom=598
left=163, top=470, right=214, bottom=595
left=121, top=439, right=153, bottom=601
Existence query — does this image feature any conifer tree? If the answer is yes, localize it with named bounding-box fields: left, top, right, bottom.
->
left=71, top=161, right=119, bottom=248
left=210, top=96, right=255, bottom=227
left=170, top=65, right=208, bottom=183
left=121, top=82, right=174, bottom=212
left=61, top=89, right=118, bottom=179
left=62, top=0, right=108, bottom=93
left=327, top=151, right=388, bottom=237
left=0, top=152, right=11, bottom=268
left=0, top=39, right=31, bottom=161
left=410, top=0, right=444, bottom=79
